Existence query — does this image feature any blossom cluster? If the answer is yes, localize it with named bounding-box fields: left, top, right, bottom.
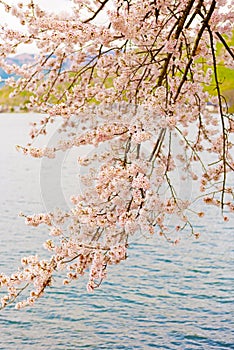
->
left=0, top=0, right=233, bottom=309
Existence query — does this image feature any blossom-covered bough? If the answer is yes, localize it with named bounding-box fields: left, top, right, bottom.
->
left=0, top=0, right=233, bottom=309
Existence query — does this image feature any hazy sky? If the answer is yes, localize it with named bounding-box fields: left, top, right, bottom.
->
left=7, top=0, right=70, bottom=13
left=2, top=0, right=71, bottom=26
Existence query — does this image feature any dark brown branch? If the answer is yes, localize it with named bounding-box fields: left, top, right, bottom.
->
left=83, top=0, right=110, bottom=23
left=148, top=128, right=166, bottom=162
left=215, top=31, right=234, bottom=61
left=174, top=0, right=216, bottom=101
left=208, top=26, right=227, bottom=210
left=175, top=0, right=195, bottom=39
left=185, top=0, right=204, bottom=29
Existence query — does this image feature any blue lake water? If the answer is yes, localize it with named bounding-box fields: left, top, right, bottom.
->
left=0, top=114, right=233, bottom=349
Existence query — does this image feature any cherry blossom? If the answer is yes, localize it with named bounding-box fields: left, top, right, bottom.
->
left=0, top=0, right=233, bottom=309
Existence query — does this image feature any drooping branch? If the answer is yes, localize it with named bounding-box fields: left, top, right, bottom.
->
left=207, top=25, right=227, bottom=210
left=0, top=0, right=233, bottom=310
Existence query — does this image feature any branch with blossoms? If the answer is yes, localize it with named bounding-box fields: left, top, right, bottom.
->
left=0, top=0, right=234, bottom=309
